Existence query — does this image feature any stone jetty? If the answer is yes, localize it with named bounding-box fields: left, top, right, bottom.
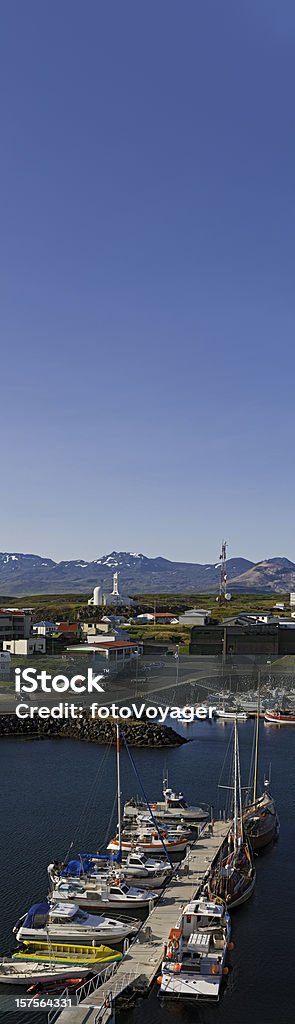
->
left=0, top=713, right=186, bottom=747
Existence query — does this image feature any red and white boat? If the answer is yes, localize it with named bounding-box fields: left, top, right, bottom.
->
left=264, top=708, right=295, bottom=725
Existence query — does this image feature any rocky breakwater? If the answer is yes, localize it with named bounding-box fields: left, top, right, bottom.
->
left=0, top=713, right=186, bottom=747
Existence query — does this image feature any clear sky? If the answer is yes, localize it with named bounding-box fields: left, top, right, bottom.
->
left=0, top=0, right=294, bottom=565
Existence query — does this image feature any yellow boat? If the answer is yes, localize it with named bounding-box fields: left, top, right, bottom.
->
left=13, top=941, right=122, bottom=966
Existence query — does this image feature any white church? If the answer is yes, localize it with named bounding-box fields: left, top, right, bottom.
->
left=88, top=572, right=134, bottom=607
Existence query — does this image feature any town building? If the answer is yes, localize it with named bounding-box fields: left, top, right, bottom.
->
left=68, top=639, right=143, bottom=666
left=81, top=620, right=110, bottom=637
left=155, top=613, right=179, bottom=624
left=179, top=608, right=212, bottom=626
left=0, top=651, right=11, bottom=677
left=32, top=620, right=57, bottom=636
left=90, top=639, right=143, bottom=663
left=55, top=622, right=81, bottom=639
left=189, top=621, right=295, bottom=657
left=0, top=609, right=32, bottom=644
left=3, top=637, right=46, bottom=656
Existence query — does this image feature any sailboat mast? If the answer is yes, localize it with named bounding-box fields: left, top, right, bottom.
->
left=253, top=669, right=261, bottom=804
left=233, top=718, right=238, bottom=853
left=236, top=722, right=244, bottom=841
left=116, top=722, right=122, bottom=852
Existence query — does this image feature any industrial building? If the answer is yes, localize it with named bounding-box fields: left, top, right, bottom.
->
left=189, top=621, right=295, bottom=657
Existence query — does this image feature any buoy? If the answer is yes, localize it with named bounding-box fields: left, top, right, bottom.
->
left=156, top=975, right=162, bottom=985
left=227, top=940, right=235, bottom=951
left=174, top=964, right=182, bottom=973
left=211, top=964, right=220, bottom=975
left=223, top=966, right=229, bottom=976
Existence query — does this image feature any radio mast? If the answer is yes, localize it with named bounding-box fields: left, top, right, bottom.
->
left=219, top=540, right=227, bottom=603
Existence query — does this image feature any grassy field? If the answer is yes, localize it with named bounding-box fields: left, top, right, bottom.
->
left=132, top=592, right=290, bottom=621
left=0, top=592, right=291, bottom=644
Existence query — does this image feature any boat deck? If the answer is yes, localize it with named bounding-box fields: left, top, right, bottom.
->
left=55, top=820, right=230, bottom=1023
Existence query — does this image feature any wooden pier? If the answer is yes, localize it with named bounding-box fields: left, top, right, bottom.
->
left=53, top=820, right=230, bottom=1024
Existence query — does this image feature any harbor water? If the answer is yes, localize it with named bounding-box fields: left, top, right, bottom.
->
left=0, top=718, right=294, bottom=1023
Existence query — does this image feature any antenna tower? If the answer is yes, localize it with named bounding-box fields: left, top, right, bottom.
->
left=219, top=540, right=227, bottom=603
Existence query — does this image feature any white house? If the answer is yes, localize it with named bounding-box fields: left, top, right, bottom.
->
left=178, top=608, right=212, bottom=626
left=32, top=620, right=56, bottom=636
left=3, top=637, right=46, bottom=656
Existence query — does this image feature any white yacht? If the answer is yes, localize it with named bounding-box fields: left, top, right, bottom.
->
left=121, top=851, right=172, bottom=886
left=125, top=814, right=194, bottom=839
left=50, top=879, right=157, bottom=913
left=48, top=852, right=171, bottom=891
left=159, top=898, right=231, bottom=1002
left=107, top=827, right=190, bottom=855
left=124, top=778, right=208, bottom=824
left=14, top=902, right=139, bottom=946
left=216, top=709, right=248, bottom=720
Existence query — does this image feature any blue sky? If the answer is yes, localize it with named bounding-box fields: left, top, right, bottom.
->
left=0, top=1, right=295, bottom=565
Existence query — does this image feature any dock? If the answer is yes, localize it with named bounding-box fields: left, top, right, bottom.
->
left=51, top=819, right=230, bottom=1024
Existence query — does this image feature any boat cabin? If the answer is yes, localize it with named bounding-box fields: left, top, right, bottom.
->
left=163, top=788, right=188, bottom=809
left=180, top=900, right=226, bottom=942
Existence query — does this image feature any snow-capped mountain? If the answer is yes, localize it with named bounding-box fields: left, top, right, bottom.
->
left=0, top=550, right=295, bottom=595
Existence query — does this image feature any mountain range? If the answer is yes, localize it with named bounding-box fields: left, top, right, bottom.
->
left=0, top=551, right=295, bottom=596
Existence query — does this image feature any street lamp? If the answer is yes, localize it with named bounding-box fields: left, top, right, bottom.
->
left=175, top=644, right=179, bottom=686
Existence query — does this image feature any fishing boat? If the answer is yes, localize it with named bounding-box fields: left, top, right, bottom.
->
left=13, top=941, right=121, bottom=966
left=50, top=879, right=157, bottom=913
left=124, top=773, right=208, bottom=824
left=207, top=720, right=256, bottom=909
left=158, top=898, right=232, bottom=1002
left=264, top=708, right=295, bottom=725
left=14, top=902, right=139, bottom=946
left=244, top=680, right=279, bottom=850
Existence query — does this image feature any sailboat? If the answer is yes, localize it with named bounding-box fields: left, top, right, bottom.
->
left=107, top=726, right=190, bottom=856
left=207, top=719, right=256, bottom=909
left=243, top=678, right=279, bottom=851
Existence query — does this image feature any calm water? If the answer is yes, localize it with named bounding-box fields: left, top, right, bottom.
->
left=0, top=720, right=294, bottom=1023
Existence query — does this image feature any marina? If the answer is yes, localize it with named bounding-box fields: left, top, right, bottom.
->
left=54, top=819, right=231, bottom=1023
left=0, top=716, right=292, bottom=1024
